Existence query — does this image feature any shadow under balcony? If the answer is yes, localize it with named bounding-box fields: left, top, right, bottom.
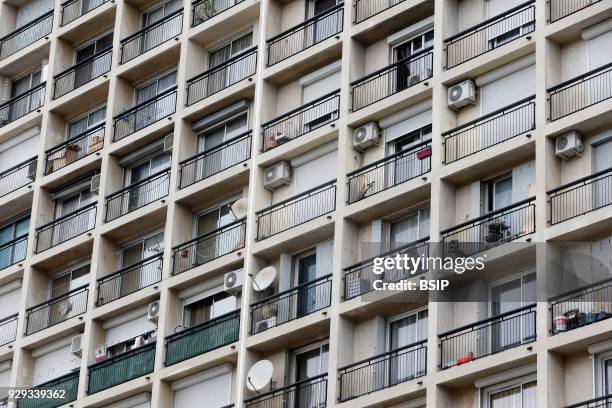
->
left=0, top=156, right=36, bottom=198
left=0, top=84, right=46, bottom=128
left=548, top=0, right=604, bottom=23
left=244, top=374, right=328, bottom=408
left=35, top=202, right=97, bottom=253
left=0, top=313, right=18, bottom=347
left=61, top=0, right=111, bottom=26
left=53, top=48, right=112, bottom=100
left=18, top=371, right=79, bottom=408
left=0, top=11, right=53, bottom=61
left=24, top=285, right=89, bottom=335
left=45, top=124, right=105, bottom=175
left=564, top=395, right=612, bottom=408
left=0, top=234, right=28, bottom=272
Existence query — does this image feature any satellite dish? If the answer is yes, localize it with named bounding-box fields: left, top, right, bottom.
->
left=253, top=266, right=276, bottom=292
left=230, top=198, right=248, bottom=220
left=246, top=360, right=273, bottom=392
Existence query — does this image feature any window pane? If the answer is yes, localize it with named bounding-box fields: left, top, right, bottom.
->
left=494, top=177, right=513, bottom=210
left=490, top=385, right=520, bottom=408
left=522, top=381, right=537, bottom=408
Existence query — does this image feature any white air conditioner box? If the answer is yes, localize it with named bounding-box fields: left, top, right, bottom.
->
left=70, top=335, right=82, bottom=358
left=94, top=345, right=107, bottom=362
left=555, top=131, right=583, bottom=160
left=353, top=122, right=379, bottom=151
left=263, top=161, right=291, bottom=190
left=147, top=300, right=160, bottom=323
left=224, top=268, right=244, bottom=294
left=448, top=79, right=476, bottom=110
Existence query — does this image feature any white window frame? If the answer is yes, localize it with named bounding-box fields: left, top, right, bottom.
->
left=289, top=339, right=329, bottom=383
left=118, top=229, right=164, bottom=269
left=73, top=31, right=113, bottom=63
left=385, top=305, right=428, bottom=351
left=48, top=260, right=91, bottom=298
left=594, top=349, right=612, bottom=397
left=195, top=110, right=249, bottom=153
left=382, top=205, right=430, bottom=246
left=65, top=104, right=106, bottom=140
left=192, top=194, right=242, bottom=238
left=207, top=29, right=253, bottom=68
left=488, top=269, right=536, bottom=315
left=481, top=373, right=537, bottom=408
left=292, top=248, right=317, bottom=287
left=133, top=69, right=178, bottom=104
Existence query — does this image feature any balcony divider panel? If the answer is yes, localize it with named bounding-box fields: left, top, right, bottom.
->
left=53, top=48, right=112, bottom=99
left=0, top=83, right=46, bottom=128
left=0, top=11, right=53, bottom=60
left=45, top=124, right=105, bottom=174
left=0, top=156, right=37, bottom=198
left=35, top=202, right=97, bottom=253
left=25, top=285, right=89, bottom=335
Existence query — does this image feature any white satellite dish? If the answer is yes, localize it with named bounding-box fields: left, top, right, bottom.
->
left=246, top=360, right=273, bottom=392
left=230, top=198, right=248, bottom=220
left=253, top=266, right=276, bottom=292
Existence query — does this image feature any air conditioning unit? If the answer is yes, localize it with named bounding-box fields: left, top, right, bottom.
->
left=353, top=122, right=379, bottom=151
left=27, top=160, right=37, bottom=181
left=70, top=335, right=82, bottom=358
left=555, top=130, right=583, bottom=160
left=448, top=79, right=476, bottom=110
left=224, top=268, right=244, bottom=294
left=163, top=134, right=174, bottom=153
left=94, top=345, right=107, bottom=362
left=147, top=300, right=160, bottom=323
left=90, top=174, right=101, bottom=193
left=255, top=316, right=277, bottom=333
left=263, top=161, right=291, bottom=190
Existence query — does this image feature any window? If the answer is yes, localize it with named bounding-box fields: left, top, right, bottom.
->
left=124, top=151, right=171, bottom=186
left=482, top=375, right=536, bottom=408
left=120, top=232, right=164, bottom=268
left=74, top=32, right=113, bottom=63
left=142, top=0, right=181, bottom=27
left=387, top=207, right=429, bottom=249
left=135, top=71, right=177, bottom=104
left=183, top=291, right=236, bottom=327
left=208, top=32, right=252, bottom=69
left=192, top=200, right=241, bottom=264
left=0, top=214, right=29, bottom=269
left=196, top=112, right=248, bottom=153
left=308, top=0, right=339, bottom=17
left=595, top=349, right=612, bottom=397
left=484, top=173, right=513, bottom=213
left=387, top=125, right=432, bottom=156
left=387, top=308, right=427, bottom=383
left=292, top=341, right=329, bottom=381
left=66, top=106, right=106, bottom=139
left=8, top=69, right=42, bottom=121
left=54, top=189, right=97, bottom=219
left=392, top=30, right=433, bottom=62
left=49, top=263, right=90, bottom=299
left=11, top=70, right=41, bottom=98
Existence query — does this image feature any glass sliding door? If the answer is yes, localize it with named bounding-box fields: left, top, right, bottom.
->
left=388, top=309, right=427, bottom=385
left=195, top=202, right=236, bottom=264
left=124, top=152, right=170, bottom=212
left=0, top=216, right=29, bottom=269
left=206, top=32, right=252, bottom=95
left=119, top=232, right=164, bottom=296
left=293, top=343, right=328, bottom=408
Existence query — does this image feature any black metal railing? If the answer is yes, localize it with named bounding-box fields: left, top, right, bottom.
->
left=18, top=371, right=79, bottom=408
left=45, top=125, right=105, bottom=174
left=0, top=83, right=46, bottom=127
left=179, top=131, right=251, bottom=188
left=0, top=234, right=28, bottom=271
left=441, top=197, right=535, bottom=258
left=445, top=1, right=535, bottom=69
left=267, top=4, right=343, bottom=66
left=439, top=304, right=536, bottom=369
left=105, top=169, right=170, bottom=221
left=262, top=90, right=340, bottom=152
left=0, top=313, right=18, bottom=347
left=192, top=0, right=244, bottom=26
left=244, top=374, right=328, bottom=408
left=548, top=166, right=612, bottom=225
left=173, top=218, right=246, bottom=274
left=186, top=47, right=257, bottom=105
left=563, top=395, right=612, bottom=408
left=354, top=0, right=406, bottom=23
left=61, top=0, right=110, bottom=26
left=338, top=340, right=426, bottom=402
left=343, top=238, right=429, bottom=300
left=0, top=11, right=53, bottom=60
left=548, top=62, right=612, bottom=121
left=53, top=48, right=112, bottom=99
left=35, top=202, right=97, bottom=253
left=351, top=48, right=433, bottom=111
left=443, top=96, right=535, bottom=164
left=250, top=274, right=332, bottom=334
left=549, top=0, right=603, bottom=23
left=96, top=255, right=162, bottom=306
left=25, top=285, right=89, bottom=335
left=347, top=140, right=431, bottom=204
left=113, top=87, right=177, bottom=141
left=0, top=156, right=36, bottom=198
left=256, top=180, right=336, bottom=240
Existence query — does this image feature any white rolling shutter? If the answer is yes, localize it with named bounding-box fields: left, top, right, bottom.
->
left=0, top=133, right=39, bottom=173
left=511, top=161, right=535, bottom=202
left=594, top=139, right=612, bottom=173
left=588, top=29, right=612, bottom=70
left=293, top=150, right=338, bottom=194
left=315, top=240, right=334, bottom=277
left=0, top=284, right=21, bottom=319
left=33, top=344, right=79, bottom=385
left=104, top=313, right=157, bottom=346
left=384, top=110, right=432, bottom=143
left=481, top=65, right=535, bottom=115
left=485, top=0, right=525, bottom=18
left=302, top=70, right=341, bottom=103
left=173, top=366, right=232, bottom=408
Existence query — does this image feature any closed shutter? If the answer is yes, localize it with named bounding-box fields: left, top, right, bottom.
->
left=384, top=110, right=432, bottom=143
left=293, top=151, right=337, bottom=194
left=315, top=240, right=334, bottom=277
left=588, top=29, right=612, bottom=70
left=511, top=161, right=535, bottom=202
left=105, top=315, right=157, bottom=346
left=302, top=70, right=341, bottom=103
left=594, top=139, right=612, bottom=173
left=485, top=0, right=525, bottom=18
left=0, top=134, right=39, bottom=173
left=174, top=371, right=231, bottom=408
left=33, top=345, right=79, bottom=385
left=0, top=287, right=20, bottom=319
left=481, top=65, right=535, bottom=115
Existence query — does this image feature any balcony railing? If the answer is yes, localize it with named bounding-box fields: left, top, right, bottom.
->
left=441, top=197, right=535, bottom=258
left=35, top=202, right=97, bottom=253
left=267, top=4, right=343, bottom=66
left=0, top=235, right=28, bottom=272
left=250, top=274, right=332, bottom=334
left=96, top=255, right=162, bottom=306
left=354, top=0, right=406, bottom=23
left=0, top=11, right=53, bottom=60
left=192, top=0, right=244, bottom=26
left=186, top=47, right=257, bottom=106
left=444, top=1, right=535, bottom=69
left=120, top=9, right=183, bottom=64
left=88, top=342, right=156, bottom=394
left=443, top=96, right=535, bottom=164
left=563, top=395, right=612, bottom=408
left=61, top=0, right=110, bottom=26
left=549, top=277, right=612, bottom=335
left=53, top=48, right=112, bottom=99
left=439, top=304, right=536, bottom=369
left=262, top=90, right=340, bottom=152
left=25, top=285, right=89, bottom=335
left=18, top=371, right=79, bottom=408
left=548, top=62, right=612, bottom=121
left=172, top=218, right=246, bottom=274
left=347, top=140, right=431, bottom=204
left=244, top=374, right=327, bottom=408
left=113, top=87, right=177, bottom=141
left=165, top=310, right=240, bottom=365
left=343, top=238, right=429, bottom=300
left=0, top=156, right=36, bottom=198
left=0, top=83, right=46, bottom=127
left=351, top=48, right=433, bottom=111
left=338, top=340, right=426, bottom=402
left=105, top=169, right=170, bottom=221
left=0, top=313, right=18, bottom=347
left=179, top=131, right=252, bottom=188
left=45, top=125, right=105, bottom=174
left=549, top=0, right=603, bottom=23
left=256, top=180, right=336, bottom=240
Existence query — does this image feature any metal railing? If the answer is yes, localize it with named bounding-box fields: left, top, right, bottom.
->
left=179, top=131, right=251, bottom=188
left=53, top=48, right=112, bottom=99
left=165, top=310, right=240, bottom=365
left=441, top=197, right=535, bottom=258
left=549, top=0, right=603, bottom=23
left=0, top=83, right=46, bottom=127
left=347, top=140, right=431, bottom=204
left=45, top=125, right=105, bottom=174
left=267, top=4, right=343, bottom=66
left=549, top=277, right=612, bottom=335
left=256, top=180, right=336, bottom=240
left=439, top=304, right=536, bottom=369
left=351, top=48, right=433, bottom=111
left=192, top=0, right=244, bottom=26
left=96, top=255, right=162, bottom=306
left=173, top=218, right=246, bottom=274
left=443, top=96, right=535, bottom=164
left=120, top=9, right=183, bottom=64
left=444, top=1, right=535, bottom=69
left=61, top=0, right=109, bottom=26
left=244, top=374, right=327, bottom=408
left=338, top=340, right=426, bottom=402
left=262, top=90, right=340, bottom=152
left=186, top=47, right=257, bottom=105
left=0, top=314, right=18, bottom=347
left=343, top=238, right=429, bottom=300
left=548, top=62, right=612, bottom=121
left=563, top=395, right=612, bottom=408
left=105, top=169, right=170, bottom=221
left=35, top=202, right=97, bottom=253
left=18, top=371, right=79, bottom=408
left=88, top=342, right=156, bottom=394
left=25, top=285, right=89, bottom=335
left=250, top=274, right=332, bottom=334
left=0, top=235, right=28, bottom=271
left=113, top=87, right=177, bottom=141
left=354, top=0, right=406, bottom=23
left=0, top=11, right=53, bottom=60
left=0, top=156, right=36, bottom=198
